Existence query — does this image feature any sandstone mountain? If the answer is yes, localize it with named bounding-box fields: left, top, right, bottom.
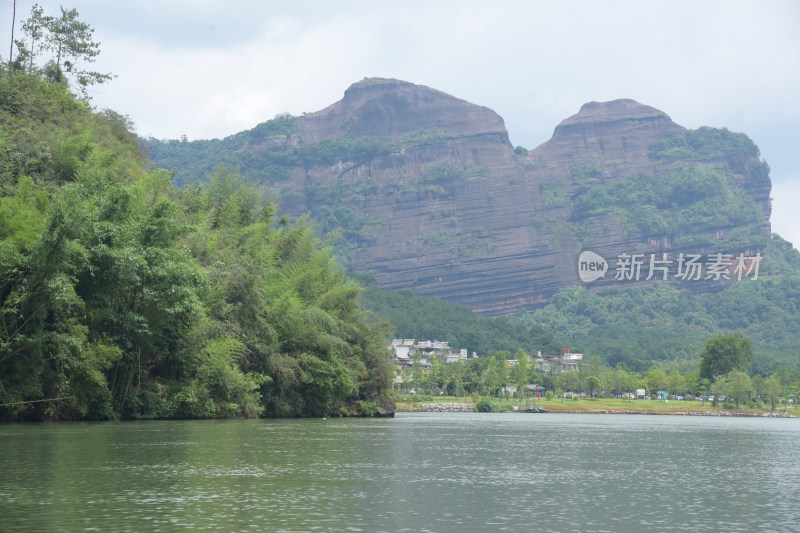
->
left=144, top=78, right=772, bottom=316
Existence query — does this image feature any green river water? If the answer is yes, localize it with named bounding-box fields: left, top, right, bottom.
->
left=1, top=412, right=798, bottom=532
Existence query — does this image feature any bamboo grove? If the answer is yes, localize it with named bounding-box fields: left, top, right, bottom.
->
left=0, top=71, right=394, bottom=420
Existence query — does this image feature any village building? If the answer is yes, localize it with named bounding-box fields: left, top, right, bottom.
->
left=532, top=348, right=584, bottom=373
left=390, top=341, right=583, bottom=395
left=391, top=340, right=582, bottom=375
left=389, top=339, right=468, bottom=367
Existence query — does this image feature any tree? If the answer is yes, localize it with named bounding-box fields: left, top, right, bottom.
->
left=428, top=354, right=445, bottom=394
left=645, top=367, right=669, bottom=397
left=723, top=370, right=752, bottom=408
left=444, top=361, right=467, bottom=397
left=556, top=370, right=580, bottom=394
left=751, top=375, right=765, bottom=407
left=50, top=7, right=115, bottom=97
left=20, top=4, right=45, bottom=73
left=684, top=371, right=700, bottom=398
left=584, top=375, right=600, bottom=398
left=485, top=351, right=510, bottom=397
left=512, top=348, right=530, bottom=401
left=411, top=353, right=423, bottom=393
left=699, top=377, right=711, bottom=406
left=626, top=371, right=643, bottom=400
left=699, top=332, right=754, bottom=381
left=710, top=376, right=726, bottom=408
left=610, top=366, right=628, bottom=395
left=668, top=371, right=686, bottom=399
left=763, top=375, right=782, bottom=412
left=14, top=4, right=113, bottom=98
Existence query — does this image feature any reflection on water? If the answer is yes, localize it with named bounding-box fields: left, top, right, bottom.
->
left=1, top=414, right=798, bottom=532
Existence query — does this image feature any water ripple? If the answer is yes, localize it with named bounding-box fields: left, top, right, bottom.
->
left=0, top=414, right=798, bottom=531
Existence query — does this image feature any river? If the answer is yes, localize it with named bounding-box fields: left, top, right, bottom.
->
left=1, top=412, right=798, bottom=532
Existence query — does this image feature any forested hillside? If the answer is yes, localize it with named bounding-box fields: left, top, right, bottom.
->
left=364, top=233, right=800, bottom=374
left=520, top=233, right=800, bottom=373
left=0, top=71, right=393, bottom=421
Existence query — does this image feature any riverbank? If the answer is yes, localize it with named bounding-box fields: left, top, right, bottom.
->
left=396, top=397, right=797, bottom=418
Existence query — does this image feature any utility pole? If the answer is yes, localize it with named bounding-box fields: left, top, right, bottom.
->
left=9, top=0, right=16, bottom=65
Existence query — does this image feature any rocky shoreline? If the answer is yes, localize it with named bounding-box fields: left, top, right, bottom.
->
left=577, top=409, right=796, bottom=418
left=401, top=403, right=797, bottom=418
left=413, top=403, right=475, bottom=413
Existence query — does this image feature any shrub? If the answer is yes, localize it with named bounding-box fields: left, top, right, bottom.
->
left=475, top=398, right=493, bottom=412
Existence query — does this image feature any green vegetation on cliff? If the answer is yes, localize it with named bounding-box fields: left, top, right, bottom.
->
left=565, top=127, right=770, bottom=252
left=572, top=165, right=764, bottom=248
left=141, top=118, right=453, bottom=187
left=0, top=71, right=393, bottom=421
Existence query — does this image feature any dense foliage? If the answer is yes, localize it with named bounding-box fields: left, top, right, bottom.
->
left=572, top=165, right=764, bottom=249
left=360, top=233, right=800, bottom=377
left=144, top=126, right=473, bottom=269
left=356, top=230, right=800, bottom=390
left=141, top=118, right=452, bottom=187
left=561, top=127, right=771, bottom=254
left=402, top=344, right=799, bottom=413
left=0, top=71, right=393, bottom=421
left=141, top=114, right=302, bottom=186
left=516, top=234, right=800, bottom=374
left=699, top=332, right=753, bottom=381
left=649, top=127, right=762, bottom=166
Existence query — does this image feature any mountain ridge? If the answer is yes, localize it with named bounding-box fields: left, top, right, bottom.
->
left=302, top=78, right=512, bottom=145
left=143, top=78, right=772, bottom=315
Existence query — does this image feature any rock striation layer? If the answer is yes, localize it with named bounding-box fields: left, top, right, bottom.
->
left=148, top=78, right=773, bottom=316
left=282, top=79, right=771, bottom=314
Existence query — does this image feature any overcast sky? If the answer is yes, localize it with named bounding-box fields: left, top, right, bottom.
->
left=4, top=0, right=799, bottom=247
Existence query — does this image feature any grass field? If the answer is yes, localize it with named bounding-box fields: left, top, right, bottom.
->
left=394, top=394, right=798, bottom=416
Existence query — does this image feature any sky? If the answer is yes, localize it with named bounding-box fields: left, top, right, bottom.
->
left=3, top=0, right=799, bottom=248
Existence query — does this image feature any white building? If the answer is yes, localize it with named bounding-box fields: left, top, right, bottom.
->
left=389, top=339, right=467, bottom=367
left=532, top=349, right=584, bottom=373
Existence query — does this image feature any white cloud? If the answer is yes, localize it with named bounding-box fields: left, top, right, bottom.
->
left=770, top=180, right=800, bottom=250
left=3, top=0, right=798, bottom=246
